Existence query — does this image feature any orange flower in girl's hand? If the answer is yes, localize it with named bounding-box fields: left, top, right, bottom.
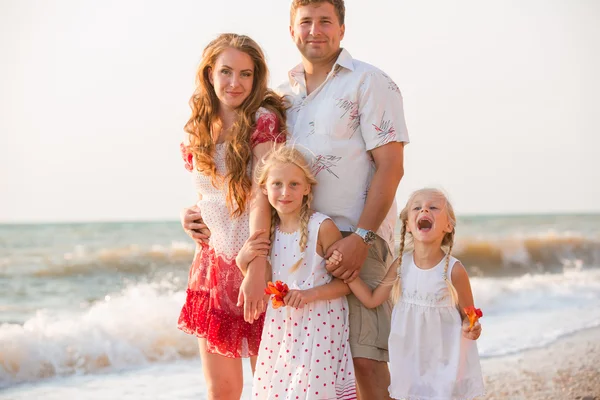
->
left=264, top=281, right=290, bottom=309
left=463, top=306, right=483, bottom=329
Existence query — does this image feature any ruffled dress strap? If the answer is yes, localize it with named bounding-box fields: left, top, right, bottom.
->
left=250, top=108, right=285, bottom=147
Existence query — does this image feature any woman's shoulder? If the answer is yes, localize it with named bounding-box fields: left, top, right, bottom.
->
left=255, top=106, right=275, bottom=119
left=250, top=108, right=285, bottom=147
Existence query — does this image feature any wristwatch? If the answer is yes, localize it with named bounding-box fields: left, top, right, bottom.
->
left=353, top=228, right=376, bottom=245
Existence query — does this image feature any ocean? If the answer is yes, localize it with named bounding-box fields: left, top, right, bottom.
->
left=1, top=214, right=599, bottom=398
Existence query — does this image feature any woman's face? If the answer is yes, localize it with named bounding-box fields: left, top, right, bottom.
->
left=209, top=47, right=255, bottom=110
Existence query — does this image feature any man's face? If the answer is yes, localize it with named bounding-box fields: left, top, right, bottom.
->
left=290, top=2, right=345, bottom=64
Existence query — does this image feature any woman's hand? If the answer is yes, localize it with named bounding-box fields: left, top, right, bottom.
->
left=238, top=258, right=269, bottom=322
left=236, top=230, right=270, bottom=274
left=181, top=205, right=211, bottom=245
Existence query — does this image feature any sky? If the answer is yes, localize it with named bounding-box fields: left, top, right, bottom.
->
left=1, top=0, right=599, bottom=223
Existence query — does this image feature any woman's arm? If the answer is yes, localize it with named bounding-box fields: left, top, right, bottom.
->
left=238, top=139, right=282, bottom=323
left=235, top=230, right=271, bottom=273
left=179, top=144, right=210, bottom=245
left=181, top=195, right=211, bottom=245
left=347, top=257, right=399, bottom=309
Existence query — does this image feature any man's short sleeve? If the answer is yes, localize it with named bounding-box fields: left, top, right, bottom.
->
left=358, top=71, right=409, bottom=151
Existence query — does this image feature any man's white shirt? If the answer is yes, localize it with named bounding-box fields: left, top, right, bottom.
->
left=278, top=49, right=409, bottom=252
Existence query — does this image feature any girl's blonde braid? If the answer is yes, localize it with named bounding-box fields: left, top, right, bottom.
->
left=442, top=230, right=459, bottom=305
left=391, top=222, right=407, bottom=304
left=289, top=192, right=312, bottom=273
left=269, top=207, right=278, bottom=257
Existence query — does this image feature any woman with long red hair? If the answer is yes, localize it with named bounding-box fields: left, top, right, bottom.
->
left=178, top=33, right=286, bottom=399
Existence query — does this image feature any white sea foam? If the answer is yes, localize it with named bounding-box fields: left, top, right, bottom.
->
left=472, top=268, right=600, bottom=357
left=2, top=268, right=600, bottom=387
left=0, top=281, right=197, bottom=387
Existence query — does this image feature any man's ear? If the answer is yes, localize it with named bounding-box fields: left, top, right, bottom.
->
left=289, top=25, right=295, bottom=40
left=339, top=24, right=345, bottom=41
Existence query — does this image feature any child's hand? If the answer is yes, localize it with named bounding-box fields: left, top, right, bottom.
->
left=284, top=289, right=314, bottom=308
left=325, top=250, right=343, bottom=270
left=462, top=318, right=482, bottom=340
left=237, top=230, right=270, bottom=268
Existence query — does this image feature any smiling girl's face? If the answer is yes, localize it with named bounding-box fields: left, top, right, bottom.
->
left=406, top=191, right=453, bottom=245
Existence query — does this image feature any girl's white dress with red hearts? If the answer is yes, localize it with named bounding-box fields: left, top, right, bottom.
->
left=252, top=212, right=357, bottom=400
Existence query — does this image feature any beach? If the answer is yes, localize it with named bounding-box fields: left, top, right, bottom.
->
left=1, top=326, right=598, bottom=399
left=1, top=215, right=599, bottom=399
left=482, top=327, right=600, bottom=400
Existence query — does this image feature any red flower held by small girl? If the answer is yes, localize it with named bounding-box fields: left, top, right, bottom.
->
left=264, top=280, right=290, bottom=309
left=463, top=306, right=483, bottom=329
left=180, top=143, right=194, bottom=172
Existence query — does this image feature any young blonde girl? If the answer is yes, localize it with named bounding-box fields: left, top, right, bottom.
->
left=336, top=188, right=485, bottom=400
left=237, top=146, right=357, bottom=400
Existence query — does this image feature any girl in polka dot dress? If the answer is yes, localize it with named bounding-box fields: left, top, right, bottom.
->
left=236, top=146, right=357, bottom=400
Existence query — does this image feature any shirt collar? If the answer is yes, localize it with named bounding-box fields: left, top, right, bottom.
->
left=334, top=48, right=354, bottom=72
left=288, top=48, right=355, bottom=85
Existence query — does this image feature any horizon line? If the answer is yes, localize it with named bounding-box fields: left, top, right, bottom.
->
left=1, top=211, right=599, bottom=225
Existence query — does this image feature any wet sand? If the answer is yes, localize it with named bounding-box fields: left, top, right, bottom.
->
left=481, top=327, right=600, bottom=400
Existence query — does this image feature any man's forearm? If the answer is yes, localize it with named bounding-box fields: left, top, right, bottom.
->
left=357, top=163, right=404, bottom=232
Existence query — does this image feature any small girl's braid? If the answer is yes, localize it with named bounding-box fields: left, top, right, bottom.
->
left=289, top=192, right=312, bottom=273
left=390, top=221, right=407, bottom=304
left=269, top=207, right=278, bottom=257
left=442, top=230, right=459, bottom=305
left=255, top=146, right=318, bottom=273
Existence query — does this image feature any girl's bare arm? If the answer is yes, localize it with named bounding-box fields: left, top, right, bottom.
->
left=347, top=257, right=400, bottom=309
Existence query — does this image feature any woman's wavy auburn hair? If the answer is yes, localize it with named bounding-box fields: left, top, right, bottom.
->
left=184, top=33, right=286, bottom=217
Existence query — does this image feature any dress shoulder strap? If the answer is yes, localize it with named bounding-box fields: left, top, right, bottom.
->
left=396, top=252, right=413, bottom=278
left=306, top=212, right=331, bottom=258
left=442, top=254, right=460, bottom=281
left=309, top=212, right=330, bottom=230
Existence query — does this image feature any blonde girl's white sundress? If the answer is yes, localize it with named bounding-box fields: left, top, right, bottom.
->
left=388, top=252, right=485, bottom=400
left=251, top=212, right=357, bottom=400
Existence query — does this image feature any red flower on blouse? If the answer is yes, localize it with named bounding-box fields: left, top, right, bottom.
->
left=264, top=280, right=290, bottom=309
left=180, top=143, right=193, bottom=172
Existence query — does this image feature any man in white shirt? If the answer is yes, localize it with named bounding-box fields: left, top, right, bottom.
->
left=279, top=1, right=409, bottom=398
